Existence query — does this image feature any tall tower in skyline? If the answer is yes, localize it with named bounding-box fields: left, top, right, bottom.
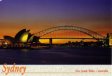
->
left=109, top=33, right=112, bottom=47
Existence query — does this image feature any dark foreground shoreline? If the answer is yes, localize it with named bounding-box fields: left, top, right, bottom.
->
left=0, top=47, right=111, bottom=64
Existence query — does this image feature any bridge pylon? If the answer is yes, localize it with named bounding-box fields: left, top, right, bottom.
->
left=49, top=38, right=53, bottom=47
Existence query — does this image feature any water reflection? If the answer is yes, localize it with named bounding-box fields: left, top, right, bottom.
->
left=0, top=48, right=111, bottom=64
left=21, top=49, right=29, bottom=52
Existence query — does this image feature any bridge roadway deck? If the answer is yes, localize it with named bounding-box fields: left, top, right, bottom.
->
left=39, top=38, right=104, bottom=39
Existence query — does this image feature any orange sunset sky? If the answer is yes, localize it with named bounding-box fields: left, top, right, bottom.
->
left=0, top=0, right=111, bottom=39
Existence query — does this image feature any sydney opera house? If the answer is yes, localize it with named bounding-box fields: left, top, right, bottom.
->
left=3, top=29, right=40, bottom=48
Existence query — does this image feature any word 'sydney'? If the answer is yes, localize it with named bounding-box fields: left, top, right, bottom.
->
left=2, top=63, right=26, bottom=75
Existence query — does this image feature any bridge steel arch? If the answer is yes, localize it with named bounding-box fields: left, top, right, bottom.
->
left=33, top=25, right=104, bottom=39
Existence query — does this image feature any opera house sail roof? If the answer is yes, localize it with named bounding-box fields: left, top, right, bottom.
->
left=4, top=29, right=40, bottom=44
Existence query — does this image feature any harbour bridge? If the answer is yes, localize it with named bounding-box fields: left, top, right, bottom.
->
left=34, top=25, right=104, bottom=38
left=31, top=25, right=109, bottom=46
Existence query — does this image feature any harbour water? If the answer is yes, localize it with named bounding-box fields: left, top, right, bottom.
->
left=0, top=47, right=111, bottom=64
